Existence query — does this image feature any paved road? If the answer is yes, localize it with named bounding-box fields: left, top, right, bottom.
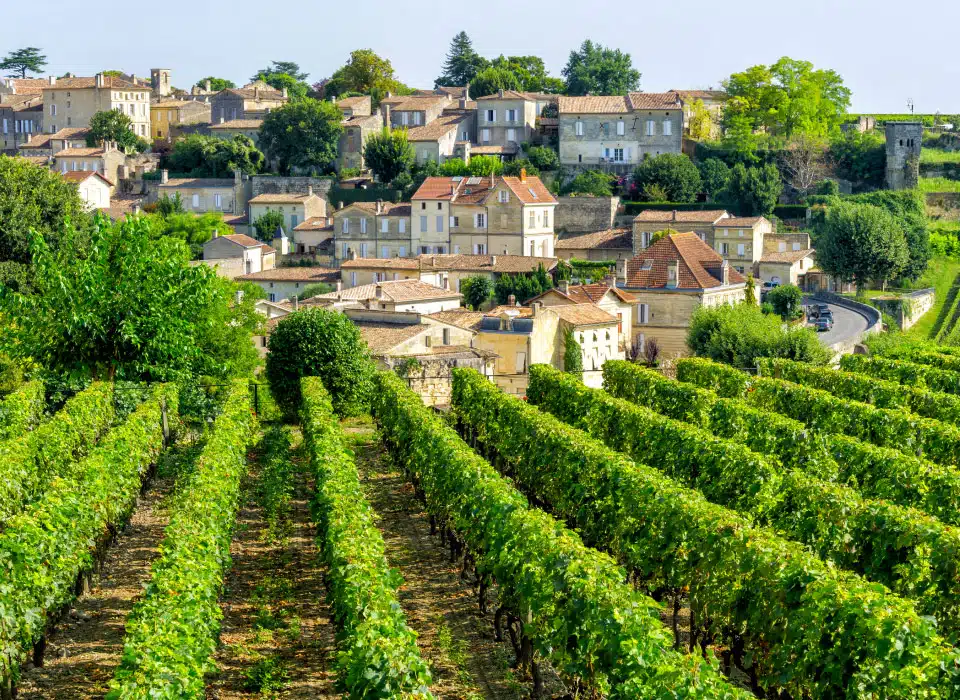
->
left=803, top=296, right=871, bottom=346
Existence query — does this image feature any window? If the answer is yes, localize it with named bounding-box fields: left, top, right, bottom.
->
left=663, top=120, right=672, bottom=136
left=214, top=194, right=222, bottom=209
left=737, top=243, right=745, bottom=257
left=437, top=202, right=442, bottom=210
left=398, top=219, right=406, bottom=233
left=436, top=215, right=444, bottom=232
left=529, top=211, right=536, bottom=228
left=575, top=120, right=583, bottom=136
left=613, top=147, right=624, bottom=162
left=401, top=112, right=409, bottom=126
left=506, top=108, right=517, bottom=123
left=507, top=128, right=516, bottom=142
left=617, top=119, right=625, bottom=136
left=360, top=217, right=366, bottom=234
left=350, top=272, right=357, bottom=286
left=342, top=219, right=349, bottom=233
left=719, top=242, right=729, bottom=256
left=268, top=293, right=276, bottom=303
left=192, top=194, right=200, bottom=208
left=1, top=119, right=6, bottom=134
left=475, top=213, right=486, bottom=228
left=473, top=243, right=487, bottom=254
left=640, top=231, right=652, bottom=248
left=399, top=246, right=406, bottom=256
left=290, top=214, right=298, bottom=229
left=529, top=241, right=535, bottom=256
left=442, top=328, right=450, bottom=345
left=50, top=104, right=56, bottom=116
left=793, top=242, right=802, bottom=251
left=543, top=210, right=550, bottom=229
left=778, top=241, right=787, bottom=252
left=421, top=202, right=426, bottom=210
left=381, top=245, right=389, bottom=257
left=481, top=128, right=491, bottom=143
left=646, top=120, right=655, bottom=136
left=485, top=109, right=495, bottom=123
left=413, top=112, right=422, bottom=125
left=359, top=243, right=368, bottom=257
left=499, top=190, right=509, bottom=203
left=449, top=215, right=459, bottom=228
left=381, top=218, right=389, bottom=233
left=420, top=215, right=428, bottom=232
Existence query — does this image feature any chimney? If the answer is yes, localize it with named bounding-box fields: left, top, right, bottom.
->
left=443, top=276, right=450, bottom=290
left=204, top=79, right=211, bottom=92
left=48, top=75, right=57, bottom=86
left=508, top=293, right=517, bottom=306
left=560, top=279, right=570, bottom=294
left=338, top=201, right=344, bottom=210
left=307, top=185, right=313, bottom=197
left=604, top=272, right=616, bottom=287
left=219, top=115, right=225, bottom=124
left=293, top=295, right=299, bottom=311
left=376, top=199, right=383, bottom=215
left=519, top=167, right=527, bottom=183
left=132, top=202, right=141, bottom=215
left=212, top=229, right=219, bottom=239
left=672, top=210, right=678, bottom=221
left=459, top=98, right=468, bottom=110
left=235, top=289, right=244, bottom=304
left=281, top=87, right=288, bottom=99
left=489, top=171, right=495, bottom=188
left=531, top=301, right=542, bottom=316
left=95, top=73, right=105, bottom=88
left=431, top=255, right=436, bottom=266
left=336, top=279, right=343, bottom=293
left=234, top=168, right=241, bottom=185
left=721, top=259, right=730, bottom=286
left=490, top=255, right=497, bottom=267
left=160, top=169, right=169, bottom=184
left=254, top=86, right=261, bottom=100
left=450, top=183, right=455, bottom=195
left=383, top=103, right=391, bottom=131
left=498, top=89, right=504, bottom=98
left=375, top=283, right=383, bottom=299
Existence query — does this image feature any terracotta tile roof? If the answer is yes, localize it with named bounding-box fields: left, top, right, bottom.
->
left=423, top=253, right=557, bottom=273
left=535, top=284, right=635, bottom=305
left=355, top=322, right=427, bottom=355
left=340, top=258, right=421, bottom=270
left=338, top=95, right=371, bottom=111
left=222, top=213, right=248, bottom=225
left=103, top=194, right=144, bottom=220
left=626, top=92, right=683, bottom=110
left=433, top=86, right=469, bottom=99
left=237, top=267, right=339, bottom=282
left=1, top=93, right=43, bottom=108
left=413, top=176, right=476, bottom=201
left=210, top=119, right=263, bottom=129
left=633, top=209, right=729, bottom=224
left=249, top=193, right=318, bottom=204
left=626, top=232, right=746, bottom=290
left=17, top=155, right=49, bottom=165
left=405, top=114, right=469, bottom=142
left=293, top=216, right=333, bottom=231
left=317, top=280, right=460, bottom=303
left=340, top=201, right=411, bottom=216
left=486, top=305, right=532, bottom=317
left=49, top=127, right=91, bottom=141
left=552, top=304, right=618, bottom=327
left=719, top=216, right=768, bottom=228
left=153, top=99, right=197, bottom=108
left=475, top=90, right=535, bottom=101
left=556, top=228, right=632, bottom=251
left=342, top=114, right=381, bottom=127
left=45, top=76, right=149, bottom=90
left=61, top=170, right=113, bottom=186
left=759, top=249, right=815, bottom=264
left=558, top=95, right=629, bottom=114
left=427, top=309, right=485, bottom=331
left=219, top=233, right=265, bottom=248
left=411, top=175, right=555, bottom=205
left=469, top=144, right=518, bottom=155
left=54, top=147, right=104, bottom=157
left=3, top=78, right=47, bottom=95
left=220, top=82, right=285, bottom=100
left=502, top=175, right=556, bottom=204
left=17, top=134, right=52, bottom=150
left=380, top=95, right=450, bottom=112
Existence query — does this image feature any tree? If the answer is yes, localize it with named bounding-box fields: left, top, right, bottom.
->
left=259, top=98, right=343, bottom=175
left=469, top=66, right=521, bottom=98
left=744, top=274, right=757, bottom=306
left=149, top=211, right=234, bottom=259
left=363, top=128, right=415, bottom=183
left=563, top=329, right=583, bottom=374
left=155, top=192, right=185, bottom=216
left=460, top=276, right=493, bottom=310
left=196, top=76, right=235, bottom=92
left=724, top=163, right=783, bottom=216
left=0, top=215, right=262, bottom=382
left=254, top=211, right=286, bottom=241
left=563, top=170, right=615, bottom=197
left=722, top=57, right=851, bottom=139
left=468, top=155, right=503, bottom=176
left=489, top=55, right=558, bottom=93
left=687, top=99, right=715, bottom=140
left=265, top=307, right=375, bottom=419
left=779, top=136, right=828, bottom=197
left=526, top=146, right=560, bottom=171
left=256, top=72, right=308, bottom=102
left=86, top=110, right=149, bottom=153
left=562, top=40, right=641, bottom=96
left=699, top=158, right=731, bottom=199
left=323, top=49, right=410, bottom=103
left=687, top=303, right=830, bottom=368
left=301, top=282, right=334, bottom=299
left=766, top=284, right=804, bottom=320
left=0, top=155, right=90, bottom=272
left=166, top=134, right=264, bottom=178
left=435, top=32, right=488, bottom=87
left=252, top=61, right=308, bottom=82
left=503, top=159, right=539, bottom=177
left=0, top=47, right=46, bottom=78
left=814, top=202, right=909, bottom=290
left=828, top=129, right=886, bottom=190
left=632, top=153, right=702, bottom=202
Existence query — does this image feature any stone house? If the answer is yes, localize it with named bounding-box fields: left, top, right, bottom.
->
left=337, top=95, right=382, bottom=172
left=379, top=94, right=451, bottom=130
left=338, top=95, right=372, bottom=118
left=53, top=142, right=127, bottom=183
left=150, top=99, right=210, bottom=142
left=201, top=232, right=276, bottom=277
left=289, top=217, right=334, bottom=257
left=558, top=92, right=684, bottom=169
left=311, top=279, right=462, bottom=314
left=0, top=78, right=47, bottom=99
left=555, top=228, right=634, bottom=271
left=208, top=119, right=263, bottom=146
left=671, top=89, right=726, bottom=138
left=0, top=94, right=43, bottom=150
left=632, top=210, right=730, bottom=252
left=406, top=113, right=472, bottom=164
left=42, top=74, right=152, bottom=138
left=474, top=90, right=556, bottom=157
left=340, top=253, right=558, bottom=292
left=211, top=81, right=287, bottom=122
left=153, top=169, right=252, bottom=215
left=528, top=281, right=636, bottom=350
left=237, top=266, right=339, bottom=302
left=248, top=189, right=328, bottom=235
left=61, top=170, right=113, bottom=211
left=333, top=201, right=413, bottom=262
left=624, top=231, right=747, bottom=357
left=763, top=231, right=811, bottom=255
left=411, top=172, right=557, bottom=257
left=757, top=249, right=816, bottom=286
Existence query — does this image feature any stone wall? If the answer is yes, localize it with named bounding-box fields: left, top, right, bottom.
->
left=870, top=288, right=935, bottom=330
left=251, top=176, right=335, bottom=200
left=555, top=196, right=620, bottom=233
left=387, top=356, right=492, bottom=407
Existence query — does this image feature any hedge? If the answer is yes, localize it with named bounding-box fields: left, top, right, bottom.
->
left=329, top=186, right=402, bottom=208
left=0, top=384, right=176, bottom=693
left=0, top=381, right=44, bottom=442
left=108, top=381, right=253, bottom=698
left=301, top=377, right=434, bottom=698
left=842, top=354, right=960, bottom=396
left=0, top=382, right=115, bottom=525
left=372, top=370, right=752, bottom=699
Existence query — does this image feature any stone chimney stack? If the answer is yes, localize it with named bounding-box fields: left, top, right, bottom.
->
left=721, top=259, right=730, bottom=286
left=254, top=86, right=261, bottom=100
left=508, top=293, right=517, bottom=306
left=293, top=295, right=299, bottom=311
left=382, top=103, right=392, bottom=131
left=560, top=279, right=570, bottom=294
left=375, top=199, right=383, bottom=215
left=490, top=255, right=497, bottom=266
left=204, top=79, right=211, bottom=92
left=212, top=229, right=219, bottom=239
left=234, top=168, right=242, bottom=185
left=348, top=248, right=357, bottom=260
left=519, top=168, right=527, bottom=183
left=464, top=83, right=471, bottom=100
left=95, top=73, right=105, bottom=88
left=281, top=87, right=288, bottom=99
left=498, top=89, right=504, bottom=98
left=160, top=169, right=169, bottom=184
left=531, top=301, right=542, bottom=316
left=336, top=279, right=343, bottom=292
left=307, top=185, right=313, bottom=197
left=219, top=115, right=225, bottom=124
left=489, top=171, right=495, bottom=188
left=48, top=75, right=57, bottom=86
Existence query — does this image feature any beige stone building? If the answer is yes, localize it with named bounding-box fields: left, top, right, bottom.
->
left=631, top=209, right=729, bottom=253
left=43, top=74, right=152, bottom=138
left=155, top=169, right=251, bottom=215
left=61, top=170, right=113, bottom=210
left=248, top=190, right=328, bottom=235
left=529, top=281, right=636, bottom=351
left=312, top=279, right=462, bottom=314
left=290, top=217, right=334, bottom=257
left=406, top=113, right=472, bottom=164
left=208, top=119, right=263, bottom=146
left=201, top=232, right=276, bottom=277
left=558, top=93, right=684, bottom=168
left=475, top=90, right=555, bottom=157
left=211, top=81, right=287, bottom=122
left=709, top=216, right=774, bottom=275
left=333, top=201, right=412, bottom=262
left=151, top=99, right=210, bottom=142
left=337, top=95, right=382, bottom=172
left=237, top=266, right=338, bottom=302
left=671, top=89, right=726, bottom=139
left=379, top=94, right=452, bottom=130
left=757, top=249, right=816, bottom=286
left=556, top=228, right=633, bottom=266
left=624, top=231, right=747, bottom=357
left=1, top=94, right=43, bottom=150
left=53, top=143, right=127, bottom=183
left=412, top=173, right=557, bottom=257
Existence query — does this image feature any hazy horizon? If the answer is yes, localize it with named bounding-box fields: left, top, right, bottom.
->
left=4, top=0, right=958, bottom=114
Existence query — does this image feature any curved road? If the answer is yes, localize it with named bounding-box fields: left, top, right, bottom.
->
left=803, top=296, right=871, bottom=347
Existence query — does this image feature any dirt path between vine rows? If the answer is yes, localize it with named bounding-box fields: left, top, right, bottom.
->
left=348, top=418, right=535, bottom=700
left=16, top=471, right=179, bottom=699
left=206, top=432, right=338, bottom=699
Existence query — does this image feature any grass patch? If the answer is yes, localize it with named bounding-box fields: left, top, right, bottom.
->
left=243, top=655, right=290, bottom=695
left=921, top=149, right=960, bottom=165
left=918, top=177, right=960, bottom=193
left=906, top=256, right=960, bottom=339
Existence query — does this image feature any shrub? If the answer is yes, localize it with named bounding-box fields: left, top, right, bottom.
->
left=563, top=170, right=615, bottom=197
left=563, top=328, right=582, bottom=374
left=254, top=211, right=285, bottom=241
left=265, top=308, right=375, bottom=419
left=632, top=153, right=702, bottom=203
left=766, top=283, right=804, bottom=319
left=525, top=145, right=560, bottom=171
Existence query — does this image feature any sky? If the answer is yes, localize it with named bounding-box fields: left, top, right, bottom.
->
left=5, top=0, right=960, bottom=114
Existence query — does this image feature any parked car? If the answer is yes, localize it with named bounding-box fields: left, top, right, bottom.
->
left=815, top=316, right=834, bottom=332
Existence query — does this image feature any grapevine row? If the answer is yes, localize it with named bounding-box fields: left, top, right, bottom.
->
left=528, top=364, right=960, bottom=642
left=449, top=367, right=959, bottom=698
left=108, top=381, right=253, bottom=698
left=841, top=354, right=960, bottom=395
left=0, top=381, right=115, bottom=524
left=0, top=381, right=44, bottom=442
left=372, top=370, right=753, bottom=699
left=884, top=346, right=960, bottom=373
left=300, top=377, right=435, bottom=698
left=0, top=384, right=176, bottom=697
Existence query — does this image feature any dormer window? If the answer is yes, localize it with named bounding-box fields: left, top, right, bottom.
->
left=499, top=190, right=509, bottom=203
left=640, top=259, right=653, bottom=270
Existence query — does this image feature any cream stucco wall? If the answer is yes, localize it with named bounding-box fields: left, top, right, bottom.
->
left=44, top=83, right=151, bottom=137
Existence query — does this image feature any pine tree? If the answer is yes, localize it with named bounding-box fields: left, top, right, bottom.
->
left=0, top=47, right=47, bottom=78
left=435, top=32, right=487, bottom=88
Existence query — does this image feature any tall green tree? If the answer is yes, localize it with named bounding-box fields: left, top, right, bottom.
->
left=195, top=76, right=235, bottom=91
left=469, top=66, right=521, bottom=98
left=363, top=128, right=415, bottom=183
left=563, top=328, right=583, bottom=374
left=828, top=129, right=886, bottom=190
left=488, top=55, right=564, bottom=93
left=562, top=40, right=641, bottom=96
left=814, top=202, right=909, bottom=290
left=723, top=163, right=783, bottom=216
left=435, top=31, right=488, bottom=87
left=698, top=158, right=731, bottom=199
left=323, top=49, right=410, bottom=104
left=252, top=61, right=308, bottom=82
left=563, top=170, right=615, bottom=196
left=166, top=134, right=264, bottom=177
left=259, top=98, right=343, bottom=175
left=460, top=276, right=493, bottom=310
left=632, top=153, right=702, bottom=202
left=253, top=210, right=285, bottom=241
left=256, top=72, right=308, bottom=101
left=722, top=57, right=851, bottom=139
left=148, top=211, right=234, bottom=259
left=0, top=47, right=46, bottom=78
left=86, top=110, right=149, bottom=153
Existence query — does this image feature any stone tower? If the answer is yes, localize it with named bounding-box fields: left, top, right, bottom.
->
left=885, top=121, right=922, bottom=190
left=150, top=68, right=172, bottom=98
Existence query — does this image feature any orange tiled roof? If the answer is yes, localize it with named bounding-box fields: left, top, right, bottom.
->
left=551, top=304, right=618, bottom=327
left=759, top=249, right=814, bottom=264
left=411, top=175, right=555, bottom=205
left=625, top=232, right=745, bottom=290
left=556, top=228, right=632, bottom=251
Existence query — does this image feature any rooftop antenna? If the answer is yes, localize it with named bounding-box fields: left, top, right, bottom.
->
left=907, top=98, right=915, bottom=115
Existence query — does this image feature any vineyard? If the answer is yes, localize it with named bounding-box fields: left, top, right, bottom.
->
left=9, top=342, right=960, bottom=698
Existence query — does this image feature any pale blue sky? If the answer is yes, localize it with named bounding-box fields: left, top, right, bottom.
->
left=5, top=0, right=959, bottom=113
